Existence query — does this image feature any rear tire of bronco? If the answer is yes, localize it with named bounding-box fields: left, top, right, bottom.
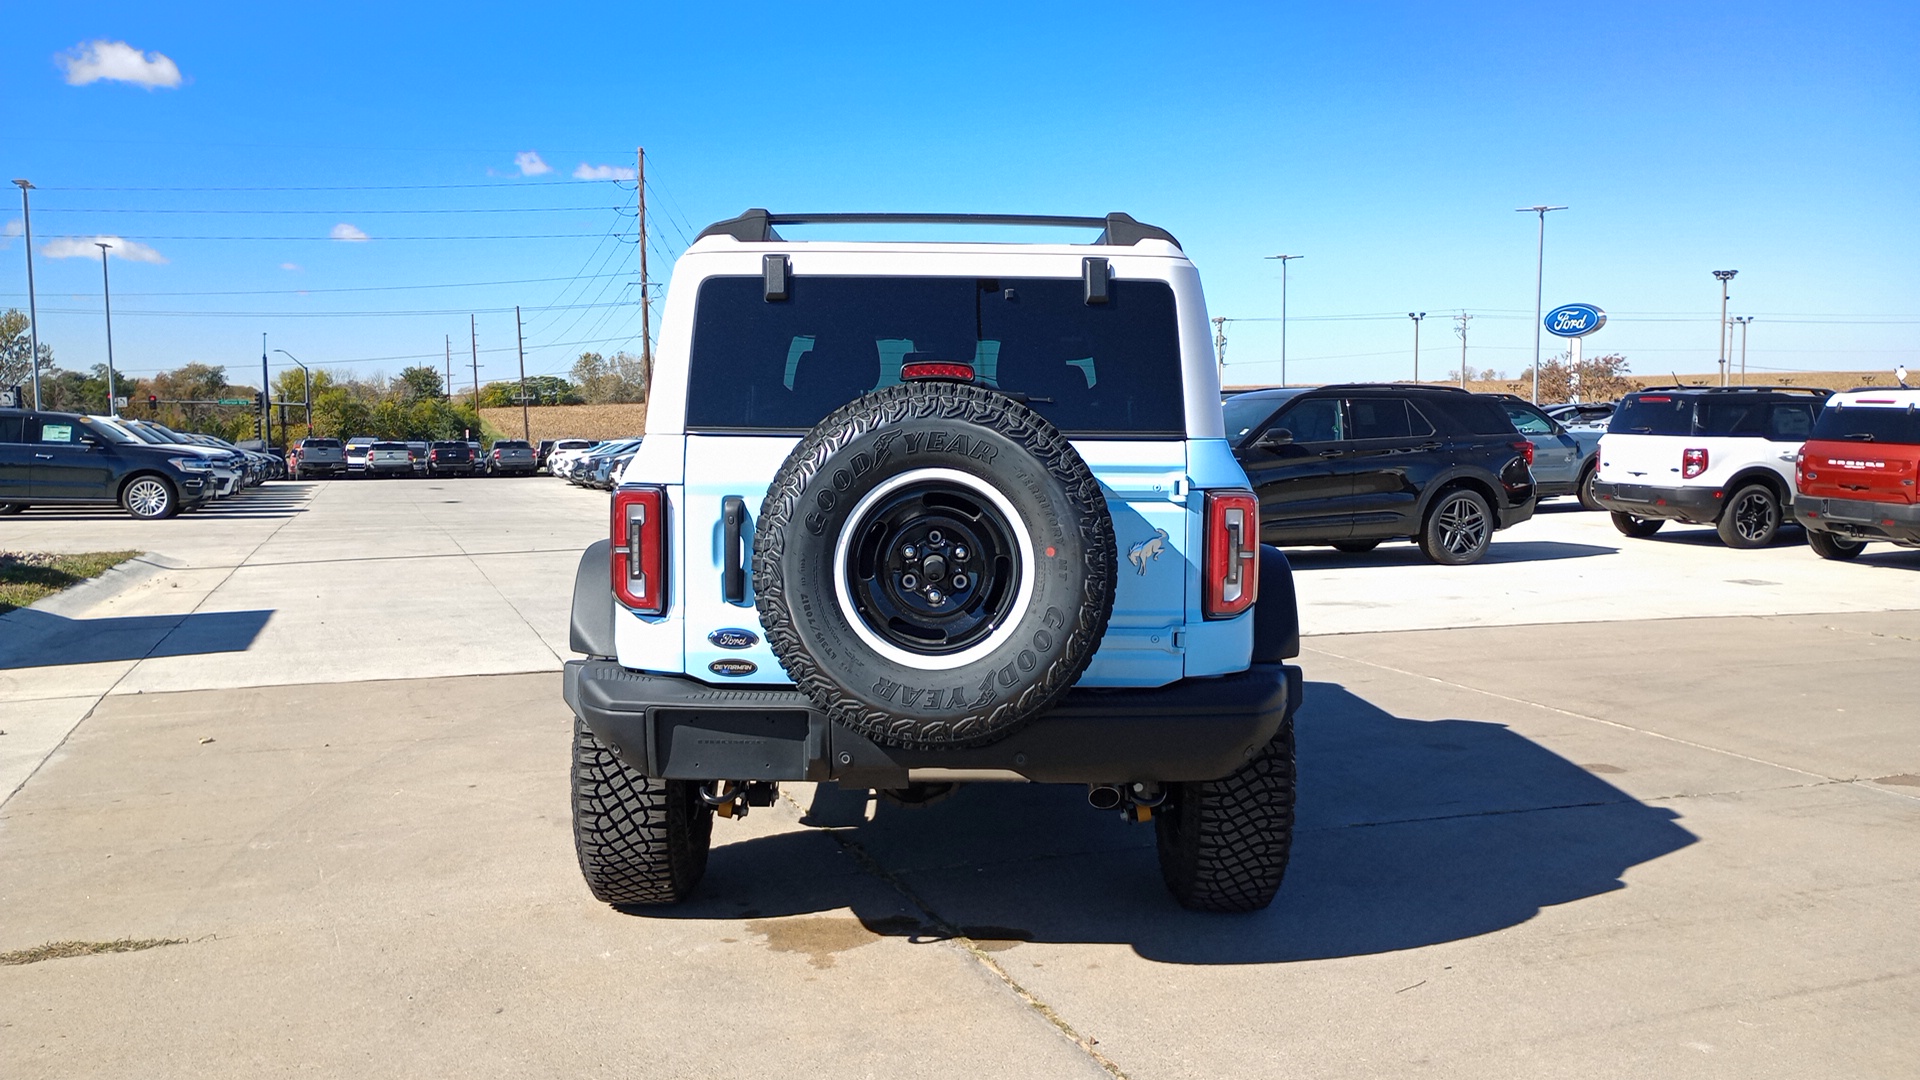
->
left=1156, top=717, right=1297, bottom=913
left=1611, top=511, right=1665, bottom=538
left=570, top=716, right=712, bottom=906
left=755, top=381, right=1117, bottom=750
left=1806, top=529, right=1866, bottom=561
left=1718, top=484, right=1781, bottom=548
left=1418, top=488, right=1494, bottom=565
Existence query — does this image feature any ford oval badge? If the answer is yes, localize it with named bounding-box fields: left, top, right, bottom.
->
left=708, top=628, right=759, bottom=650
left=1544, top=303, right=1607, bottom=338
left=709, top=659, right=757, bottom=677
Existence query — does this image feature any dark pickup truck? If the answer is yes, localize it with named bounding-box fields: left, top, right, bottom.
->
left=427, top=440, right=475, bottom=476
left=486, top=440, right=536, bottom=476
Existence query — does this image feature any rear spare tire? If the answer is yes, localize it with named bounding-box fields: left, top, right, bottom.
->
left=754, top=381, right=1116, bottom=749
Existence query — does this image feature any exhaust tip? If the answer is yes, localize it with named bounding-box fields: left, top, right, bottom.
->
left=1087, top=784, right=1123, bottom=811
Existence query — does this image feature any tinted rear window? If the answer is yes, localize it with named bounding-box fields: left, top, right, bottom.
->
left=1432, top=396, right=1516, bottom=436
left=686, top=275, right=1186, bottom=435
left=303, top=439, right=342, bottom=449
left=1611, top=395, right=1695, bottom=435
left=1812, top=404, right=1920, bottom=444
left=1612, top=395, right=1820, bottom=438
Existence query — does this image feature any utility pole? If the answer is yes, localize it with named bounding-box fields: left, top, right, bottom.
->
left=260, top=331, right=271, bottom=446
left=445, top=335, right=452, bottom=399
left=12, top=180, right=42, bottom=409
left=1733, top=316, right=1754, bottom=385
left=1408, top=312, right=1426, bottom=383
left=1713, top=270, right=1738, bottom=386
left=516, top=305, right=530, bottom=441
left=1454, top=312, right=1474, bottom=388
left=1265, top=254, right=1303, bottom=386
left=1517, top=205, right=1568, bottom=404
left=1211, top=316, right=1227, bottom=385
left=96, top=242, right=119, bottom=415
left=637, top=146, right=650, bottom=375
left=469, top=314, right=479, bottom=413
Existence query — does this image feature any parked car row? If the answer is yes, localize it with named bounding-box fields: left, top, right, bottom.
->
left=289, top=437, right=540, bottom=478
left=0, top=407, right=282, bottom=519
left=556, top=438, right=642, bottom=490
left=1593, top=384, right=1920, bottom=558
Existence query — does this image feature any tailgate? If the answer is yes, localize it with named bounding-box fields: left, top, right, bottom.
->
left=1799, top=439, right=1920, bottom=505
left=1596, top=434, right=1686, bottom=485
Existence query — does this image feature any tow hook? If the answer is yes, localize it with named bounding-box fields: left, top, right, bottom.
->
left=703, top=780, right=779, bottom=819
left=1087, top=782, right=1165, bottom=823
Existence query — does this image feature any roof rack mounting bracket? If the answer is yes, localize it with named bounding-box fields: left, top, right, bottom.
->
left=696, top=210, right=1181, bottom=249
left=763, top=254, right=790, bottom=302
left=1083, top=257, right=1110, bottom=305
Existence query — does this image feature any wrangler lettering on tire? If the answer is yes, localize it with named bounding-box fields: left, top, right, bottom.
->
left=754, top=380, right=1116, bottom=749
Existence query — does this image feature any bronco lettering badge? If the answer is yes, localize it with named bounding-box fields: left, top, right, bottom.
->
left=709, top=659, right=757, bottom=677
left=708, top=628, right=759, bottom=649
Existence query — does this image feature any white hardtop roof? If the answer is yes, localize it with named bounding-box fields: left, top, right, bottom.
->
left=1830, top=388, right=1920, bottom=407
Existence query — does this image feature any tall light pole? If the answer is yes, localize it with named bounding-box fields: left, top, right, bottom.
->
left=12, top=179, right=42, bottom=409
left=260, top=331, right=273, bottom=447
left=1713, top=270, right=1738, bottom=386
left=95, top=242, right=119, bottom=415
left=1265, top=254, right=1303, bottom=386
left=1454, top=312, right=1474, bottom=389
left=1408, top=312, right=1426, bottom=383
left=274, top=348, right=312, bottom=430
left=1732, top=316, right=1753, bottom=386
left=1211, top=316, right=1227, bottom=385
left=1517, top=205, right=1568, bottom=404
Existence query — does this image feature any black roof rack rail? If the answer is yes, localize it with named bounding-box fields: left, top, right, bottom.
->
left=1310, top=382, right=1471, bottom=394
left=696, top=209, right=1180, bottom=248
left=1630, top=384, right=1834, bottom=396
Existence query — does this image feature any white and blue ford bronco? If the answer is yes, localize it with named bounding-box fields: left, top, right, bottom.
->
left=564, top=211, right=1303, bottom=912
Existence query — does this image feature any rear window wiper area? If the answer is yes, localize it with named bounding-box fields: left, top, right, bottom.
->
left=1841, top=433, right=1877, bottom=441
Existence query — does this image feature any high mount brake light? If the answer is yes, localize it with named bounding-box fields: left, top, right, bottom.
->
left=1639, top=395, right=1673, bottom=403
left=1682, top=448, right=1709, bottom=479
left=901, top=361, right=975, bottom=382
left=1204, top=490, right=1259, bottom=620
left=611, top=486, right=666, bottom=614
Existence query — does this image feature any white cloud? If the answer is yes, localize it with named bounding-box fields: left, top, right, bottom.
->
left=573, top=162, right=637, bottom=181
left=515, top=151, right=553, bottom=177
left=1, top=219, right=20, bottom=250
left=280, top=262, right=303, bottom=271
left=42, top=235, right=168, bottom=264
left=329, top=223, right=369, bottom=242
left=57, top=40, right=183, bottom=89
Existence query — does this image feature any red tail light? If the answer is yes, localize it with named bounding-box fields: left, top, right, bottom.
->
left=611, top=486, right=667, bottom=614
left=1682, top=448, right=1709, bottom=479
left=901, top=361, right=975, bottom=381
left=1514, top=440, right=1535, bottom=466
left=1204, top=490, right=1259, bottom=620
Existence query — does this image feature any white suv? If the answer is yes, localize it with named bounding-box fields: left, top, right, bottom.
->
left=1591, top=385, right=1832, bottom=547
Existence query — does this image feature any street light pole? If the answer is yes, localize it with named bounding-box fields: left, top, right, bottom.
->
left=1713, top=270, right=1738, bottom=386
left=1408, top=312, right=1426, bottom=383
left=1454, top=313, right=1474, bottom=389
left=1265, top=254, right=1303, bottom=386
left=274, top=349, right=312, bottom=430
left=1732, top=316, right=1753, bottom=386
left=12, top=179, right=42, bottom=409
left=1211, top=316, right=1227, bottom=386
left=95, top=242, right=119, bottom=415
left=261, top=331, right=272, bottom=447
left=1517, top=205, right=1568, bottom=404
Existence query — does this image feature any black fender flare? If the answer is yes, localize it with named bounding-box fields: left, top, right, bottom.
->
left=1250, top=545, right=1300, bottom=662
left=569, top=540, right=617, bottom=659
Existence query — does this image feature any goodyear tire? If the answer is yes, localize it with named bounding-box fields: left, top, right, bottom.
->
left=1156, top=715, right=1296, bottom=912
left=754, top=381, right=1116, bottom=749
left=570, top=716, right=712, bottom=906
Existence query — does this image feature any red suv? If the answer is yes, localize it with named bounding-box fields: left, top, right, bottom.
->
left=1794, top=388, right=1920, bottom=559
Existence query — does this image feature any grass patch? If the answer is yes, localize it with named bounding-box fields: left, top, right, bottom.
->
left=0, top=550, right=143, bottom=614
left=0, top=937, right=189, bottom=966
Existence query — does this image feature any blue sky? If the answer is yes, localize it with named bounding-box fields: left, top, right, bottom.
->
left=4, top=1, right=1916, bottom=394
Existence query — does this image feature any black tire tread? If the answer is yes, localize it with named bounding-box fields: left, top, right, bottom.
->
left=1717, top=483, right=1780, bottom=549
left=1418, top=487, right=1493, bottom=565
left=1156, top=719, right=1297, bottom=913
left=1806, top=529, right=1865, bottom=561
left=754, top=381, right=1117, bottom=749
left=1611, top=511, right=1665, bottom=538
left=570, top=716, right=711, bottom=906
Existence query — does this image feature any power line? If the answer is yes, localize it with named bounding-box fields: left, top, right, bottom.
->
left=34, top=205, right=627, bottom=215
left=34, top=301, right=628, bottom=318
left=39, top=231, right=621, bottom=241
left=110, top=333, right=647, bottom=375
left=41, top=179, right=623, bottom=192
left=0, top=271, right=631, bottom=299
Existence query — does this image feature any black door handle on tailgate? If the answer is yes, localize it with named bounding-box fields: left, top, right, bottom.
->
left=722, top=495, right=747, bottom=604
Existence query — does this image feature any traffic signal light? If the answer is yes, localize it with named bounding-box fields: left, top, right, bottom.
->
left=147, top=393, right=157, bottom=410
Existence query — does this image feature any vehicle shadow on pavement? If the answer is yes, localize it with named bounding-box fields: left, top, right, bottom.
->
left=653, top=681, right=1697, bottom=964
left=1284, top=540, right=1617, bottom=568
left=0, top=607, right=273, bottom=668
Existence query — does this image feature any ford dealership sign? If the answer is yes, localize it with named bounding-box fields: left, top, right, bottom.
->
left=1545, top=303, right=1606, bottom=338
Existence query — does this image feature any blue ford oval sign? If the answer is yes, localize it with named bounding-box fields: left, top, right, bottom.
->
left=708, top=628, right=758, bottom=650
left=1545, top=303, right=1606, bottom=338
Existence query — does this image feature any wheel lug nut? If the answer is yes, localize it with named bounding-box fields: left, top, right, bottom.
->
left=902, top=544, right=916, bottom=558
left=953, top=546, right=967, bottom=560
left=927, top=589, right=944, bottom=605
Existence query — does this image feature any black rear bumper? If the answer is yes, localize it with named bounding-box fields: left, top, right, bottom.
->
left=1592, top=480, right=1723, bottom=523
left=564, top=660, right=1303, bottom=788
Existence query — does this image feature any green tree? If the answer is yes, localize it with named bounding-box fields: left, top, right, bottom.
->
left=570, top=349, right=649, bottom=404
left=1521, top=352, right=1634, bottom=403
left=1, top=309, right=56, bottom=392
left=311, top=387, right=373, bottom=440
left=395, top=364, right=445, bottom=402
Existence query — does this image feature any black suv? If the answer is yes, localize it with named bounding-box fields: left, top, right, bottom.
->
left=427, top=440, right=474, bottom=476
left=1224, top=384, right=1537, bottom=564
left=0, top=408, right=218, bottom=519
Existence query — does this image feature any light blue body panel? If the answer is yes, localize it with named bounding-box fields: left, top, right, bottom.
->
left=627, top=433, right=1257, bottom=688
